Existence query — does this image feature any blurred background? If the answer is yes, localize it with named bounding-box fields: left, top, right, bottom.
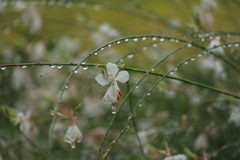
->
left=1, top=0, right=240, bottom=159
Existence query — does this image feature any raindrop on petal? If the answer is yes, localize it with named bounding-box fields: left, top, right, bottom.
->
left=1, top=67, right=6, bottom=70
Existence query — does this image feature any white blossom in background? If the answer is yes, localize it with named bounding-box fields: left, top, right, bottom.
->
left=64, top=118, right=83, bottom=148
left=95, top=63, right=129, bottom=105
left=91, top=23, right=120, bottom=46
left=21, top=7, right=42, bottom=34
left=201, top=0, right=218, bottom=11
left=228, top=107, right=240, bottom=127
left=208, top=37, right=224, bottom=54
left=15, top=111, right=31, bottom=134
left=194, top=131, right=208, bottom=151
left=163, top=154, right=187, bottom=160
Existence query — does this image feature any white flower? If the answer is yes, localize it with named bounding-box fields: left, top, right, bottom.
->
left=194, top=131, right=208, bottom=151
left=95, top=63, right=129, bottom=105
left=15, top=111, right=31, bottom=134
left=208, top=37, right=224, bottom=54
left=64, top=124, right=83, bottom=148
left=228, top=107, right=240, bottom=127
left=164, top=154, right=187, bottom=160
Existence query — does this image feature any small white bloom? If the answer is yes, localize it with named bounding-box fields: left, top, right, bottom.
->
left=228, top=107, right=240, bottom=127
left=164, top=154, right=187, bottom=160
left=208, top=37, right=224, bottom=54
left=194, top=131, right=208, bottom=151
left=64, top=124, right=83, bottom=148
left=15, top=111, right=31, bottom=134
left=95, top=63, right=129, bottom=105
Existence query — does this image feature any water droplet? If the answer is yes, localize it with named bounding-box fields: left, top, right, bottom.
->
left=125, top=39, right=129, bottom=41
left=235, top=43, right=239, bottom=47
left=198, top=54, right=202, bottom=57
left=174, top=68, right=178, bottom=71
left=151, top=68, right=154, bottom=71
left=153, top=44, right=157, bottom=47
left=82, top=66, right=88, bottom=70
left=147, top=92, right=151, bottom=96
left=152, top=37, right=156, bottom=40
left=160, top=38, right=165, bottom=42
left=74, top=70, right=78, bottom=73
left=112, top=106, right=116, bottom=115
left=101, top=48, right=104, bottom=50
left=203, top=51, right=207, bottom=54
left=228, top=44, right=232, bottom=47
left=127, top=54, right=134, bottom=58
left=51, top=65, right=56, bottom=68
left=139, top=104, right=142, bottom=107
left=184, top=61, right=188, bottom=64
left=94, top=52, right=98, bottom=55
left=50, top=113, right=54, bottom=115
left=108, top=44, right=112, bottom=47
left=112, top=111, right=116, bottom=115
left=171, top=39, right=175, bottom=42
left=136, top=86, right=139, bottom=89
left=175, top=39, right=179, bottom=43
left=191, top=58, right=195, bottom=61
left=143, top=47, right=147, bottom=50
left=170, top=72, right=174, bottom=74
left=133, top=38, right=138, bottom=41
left=142, top=37, right=146, bottom=40
left=201, top=38, right=205, bottom=42
left=57, top=65, right=63, bottom=69
left=222, top=45, right=226, bottom=48
left=22, top=66, right=27, bottom=68
left=71, top=144, right=76, bottom=149
left=187, top=43, right=192, bottom=47
left=81, top=62, right=86, bottom=65
left=227, top=34, right=230, bottom=37
left=65, top=85, right=68, bottom=89
left=1, top=67, right=6, bottom=70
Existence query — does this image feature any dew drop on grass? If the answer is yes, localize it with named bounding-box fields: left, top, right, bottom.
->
left=22, top=66, right=27, bottom=68
left=108, top=44, right=112, bottom=47
left=81, top=62, right=86, bottom=64
left=198, top=54, right=202, bottom=57
left=191, top=58, right=195, bottom=61
left=133, top=38, right=138, bottom=41
left=101, top=47, right=104, bottom=50
left=65, top=85, right=68, bottom=89
left=125, top=39, right=129, bottom=41
left=160, top=38, right=165, bottom=42
left=151, top=68, right=154, bottom=71
left=117, top=41, right=121, bottom=44
left=74, top=70, right=78, bottom=73
left=152, top=37, right=156, bottom=40
left=57, top=65, right=63, bottom=69
left=1, top=67, right=6, bottom=70
left=51, top=65, right=56, bottom=68
left=184, top=62, right=188, bottom=64
left=187, top=43, right=192, bottom=47
left=94, top=52, right=98, bottom=55
left=82, top=66, right=88, bottom=70
left=174, top=68, right=178, bottom=71
left=136, top=86, right=139, bottom=89
left=147, top=92, right=151, bottom=96
left=127, top=54, right=134, bottom=58
left=142, top=37, right=146, bottom=40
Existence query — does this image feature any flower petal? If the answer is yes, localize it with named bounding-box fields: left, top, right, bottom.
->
left=95, top=73, right=110, bottom=86
left=106, top=63, right=118, bottom=77
left=103, top=85, right=118, bottom=104
left=64, top=124, right=83, bottom=144
left=116, top=71, right=129, bottom=83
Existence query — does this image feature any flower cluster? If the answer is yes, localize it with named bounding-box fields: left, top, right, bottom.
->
left=95, top=62, right=129, bottom=105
